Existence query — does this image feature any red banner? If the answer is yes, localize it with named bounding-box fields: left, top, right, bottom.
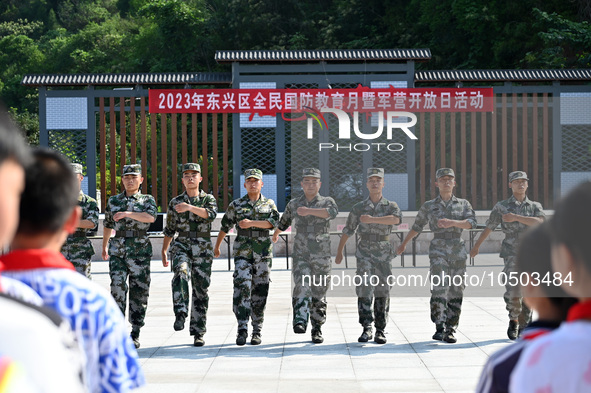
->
left=149, top=86, right=494, bottom=114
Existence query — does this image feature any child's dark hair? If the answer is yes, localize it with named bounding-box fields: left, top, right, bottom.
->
left=550, top=181, right=591, bottom=276
left=517, top=222, right=577, bottom=320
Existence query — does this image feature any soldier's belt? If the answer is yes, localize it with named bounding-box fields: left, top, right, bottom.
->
left=360, top=234, right=390, bottom=242
left=115, top=230, right=148, bottom=238
left=237, top=229, right=270, bottom=238
left=177, top=231, right=210, bottom=238
left=296, top=224, right=329, bottom=234
left=433, top=232, right=462, bottom=240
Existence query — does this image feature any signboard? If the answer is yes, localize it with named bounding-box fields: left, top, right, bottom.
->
left=149, top=86, right=494, bottom=115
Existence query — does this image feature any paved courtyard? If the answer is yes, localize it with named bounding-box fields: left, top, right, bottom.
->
left=91, top=254, right=515, bottom=393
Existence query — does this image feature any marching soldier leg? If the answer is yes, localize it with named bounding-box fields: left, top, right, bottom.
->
left=429, top=257, right=450, bottom=329
left=109, top=255, right=129, bottom=316
left=518, top=301, right=533, bottom=329
left=251, top=256, right=271, bottom=333
left=444, top=259, right=467, bottom=332
left=233, top=257, right=253, bottom=331
left=503, top=256, right=522, bottom=320
left=128, top=257, right=151, bottom=330
left=309, top=257, right=331, bottom=330
left=356, top=258, right=375, bottom=328
left=292, top=255, right=312, bottom=330
left=189, top=246, right=213, bottom=336
left=70, top=256, right=92, bottom=279
left=373, top=261, right=393, bottom=332
left=172, top=252, right=191, bottom=320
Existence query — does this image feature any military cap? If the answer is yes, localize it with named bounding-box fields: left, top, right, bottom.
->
left=302, top=168, right=321, bottom=178
left=509, top=171, right=529, bottom=182
left=182, top=163, right=201, bottom=173
left=244, top=168, right=263, bottom=180
left=71, top=163, right=83, bottom=175
left=436, top=168, right=455, bottom=179
left=122, top=164, right=141, bottom=176
left=367, top=168, right=384, bottom=178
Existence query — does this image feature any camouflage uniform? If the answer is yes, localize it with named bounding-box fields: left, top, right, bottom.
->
left=221, top=171, right=279, bottom=333
left=412, top=170, right=476, bottom=333
left=485, top=172, right=544, bottom=326
left=104, top=165, right=157, bottom=331
left=163, top=185, right=217, bottom=337
left=277, top=169, right=338, bottom=331
left=61, top=190, right=99, bottom=279
left=343, top=173, right=402, bottom=332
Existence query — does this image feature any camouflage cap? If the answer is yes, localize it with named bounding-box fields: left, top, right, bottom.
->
left=367, top=168, right=385, bottom=178
left=182, top=163, right=201, bottom=173
left=244, top=168, right=263, bottom=180
left=302, top=168, right=321, bottom=178
left=71, top=163, right=83, bottom=175
left=122, top=164, right=141, bottom=176
left=509, top=171, right=529, bottom=182
left=436, top=168, right=455, bottom=179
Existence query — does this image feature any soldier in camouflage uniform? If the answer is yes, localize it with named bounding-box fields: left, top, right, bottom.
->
left=101, top=164, right=157, bottom=349
left=161, top=163, right=217, bottom=347
left=397, top=168, right=476, bottom=344
left=272, top=168, right=338, bottom=344
left=214, top=169, right=279, bottom=346
left=336, top=168, right=402, bottom=345
left=61, top=163, right=99, bottom=279
left=470, top=171, right=544, bottom=339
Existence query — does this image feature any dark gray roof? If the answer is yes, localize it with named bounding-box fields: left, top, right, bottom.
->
left=415, top=69, right=591, bottom=82
left=21, top=72, right=232, bottom=86
left=215, top=49, right=431, bottom=63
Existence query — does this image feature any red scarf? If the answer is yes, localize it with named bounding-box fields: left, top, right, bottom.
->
left=0, top=249, right=75, bottom=272
left=567, top=300, right=591, bottom=322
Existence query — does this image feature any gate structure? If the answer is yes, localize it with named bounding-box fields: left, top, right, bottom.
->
left=23, top=50, right=591, bottom=212
left=26, top=73, right=232, bottom=211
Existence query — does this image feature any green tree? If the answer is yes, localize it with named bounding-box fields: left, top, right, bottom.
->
left=521, top=8, right=591, bottom=68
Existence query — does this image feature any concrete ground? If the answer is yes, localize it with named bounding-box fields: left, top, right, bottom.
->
left=91, top=253, right=515, bottom=393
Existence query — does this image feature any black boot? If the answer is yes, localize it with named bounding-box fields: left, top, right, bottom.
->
left=432, top=324, right=445, bottom=341
left=358, top=326, right=373, bottom=342
left=236, top=329, right=248, bottom=346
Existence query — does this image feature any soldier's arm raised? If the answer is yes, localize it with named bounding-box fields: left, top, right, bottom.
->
left=297, top=207, right=330, bottom=218
left=238, top=219, right=273, bottom=229
left=113, top=211, right=156, bottom=223
left=502, top=214, right=544, bottom=226
left=360, top=215, right=400, bottom=225
left=78, top=219, right=97, bottom=229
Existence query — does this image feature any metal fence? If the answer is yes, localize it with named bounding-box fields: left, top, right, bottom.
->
left=415, top=93, right=554, bottom=209
left=97, top=96, right=231, bottom=212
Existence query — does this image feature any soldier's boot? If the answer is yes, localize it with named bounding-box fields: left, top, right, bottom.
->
left=358, top=326, right=373, bottom=343
left=374, top=330, right=387, bottom=344
left=236, top=329, right=248, bottom=346
left=193, top=334, right=205, bottom=347
left=293, top=323, right=306, bottom=334
left=443, top=329, right=457, bottom=344
left=251, top=332, right=262, bottom=345
left=432, top=324, right=445, bottom=341
left=311, top=328, right=324, bottom=344
left=131, top=327, right=141, bottom=349
left=173, top=314, right=186, bottom=331
left=507, top=320, right=519, bottom=340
